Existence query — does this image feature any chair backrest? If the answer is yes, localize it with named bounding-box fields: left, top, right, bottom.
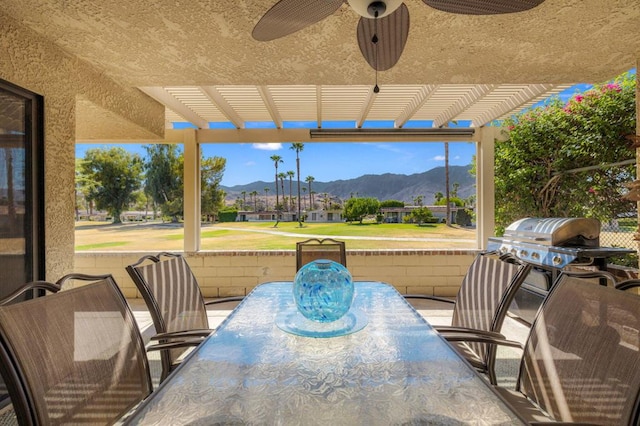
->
left=0, top=275, right=152, bottom=425
left=0, top=281, right=60, bottom=306
left=450, top=252, right=531, bottom=369
left=126, top=253, right=209, bottom=370
left=296, top=238, right=347, bottom=271
left=518, top=270, right=640, bottom=425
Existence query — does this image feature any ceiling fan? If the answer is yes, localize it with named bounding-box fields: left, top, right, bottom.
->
left=252, top=0, right=546, bottom=73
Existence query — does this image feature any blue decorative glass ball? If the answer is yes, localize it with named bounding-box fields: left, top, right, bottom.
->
left=293, top=259, right=354, bottom=323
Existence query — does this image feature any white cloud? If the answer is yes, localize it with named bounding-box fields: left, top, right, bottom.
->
left=244, top=161, right=256, bottom=166
left=253, top=143, right=283, bottom=151
left=433, top=155, right=446, bottom=161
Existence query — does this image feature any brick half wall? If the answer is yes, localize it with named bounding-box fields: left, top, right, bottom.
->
left=74, top=250, right=478, bottom=299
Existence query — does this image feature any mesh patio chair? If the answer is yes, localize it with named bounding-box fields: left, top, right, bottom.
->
left=405, top=251, right=532, bottom=385
left=296, top=238, right=347, bottom=271
left=0, top=274, right=152, bottom=425
left=126, top=252, right=243, bottom=382
left=478, top=270, right=640, bottom=425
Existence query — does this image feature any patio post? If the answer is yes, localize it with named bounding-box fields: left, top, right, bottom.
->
left=183, top=129, right=201, bottom=252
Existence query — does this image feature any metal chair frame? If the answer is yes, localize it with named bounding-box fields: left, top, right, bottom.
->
left=295, top=238, right=347, bottom=271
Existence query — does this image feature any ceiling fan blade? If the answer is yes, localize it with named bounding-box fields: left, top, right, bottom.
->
left=356, top=3, right=409, bottom=71
left=422, top=0, right=545, bottom=15
left=252, top=0, right=344, bottom=41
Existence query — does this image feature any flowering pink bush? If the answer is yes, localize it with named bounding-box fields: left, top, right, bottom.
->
left=495, top=71, right=636, bottom=228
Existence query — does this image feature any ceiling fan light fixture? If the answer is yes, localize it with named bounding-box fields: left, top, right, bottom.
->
left=347, top=0, right=403, bottom=19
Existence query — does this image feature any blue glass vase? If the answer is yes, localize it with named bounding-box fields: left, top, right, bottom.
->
left=293, top=259, right=354, bottom=323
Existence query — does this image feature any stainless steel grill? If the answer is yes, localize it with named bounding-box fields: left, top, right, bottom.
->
left=487, top=217, right=634, bottom=269
left=487, top=217, right=634, bottom=324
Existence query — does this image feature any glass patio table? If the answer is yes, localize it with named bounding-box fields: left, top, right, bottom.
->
left=126, top=281, right=525, bottom=425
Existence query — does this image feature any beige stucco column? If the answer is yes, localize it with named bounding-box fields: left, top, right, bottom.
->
left=183, top=130, right=201, bottom=252
left=476, top=126, right=501, bottom=249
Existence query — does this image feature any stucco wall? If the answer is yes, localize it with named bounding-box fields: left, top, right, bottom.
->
left=1, top=13, right=164, bottom=281
left=74, top=250, right=477, bottom=298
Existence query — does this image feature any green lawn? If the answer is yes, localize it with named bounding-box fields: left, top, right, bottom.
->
left=75, top=220, right=477, bottom=251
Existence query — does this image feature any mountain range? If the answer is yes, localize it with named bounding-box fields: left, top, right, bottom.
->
left=222, top=165, right=474, bottom=205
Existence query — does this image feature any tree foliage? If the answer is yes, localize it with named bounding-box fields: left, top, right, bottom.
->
left=143, top=144, right=183, bottom=221
left=80, top=147, right=143, bottom=223
left=403, top=206, right=434, bottom=226
left=201, top=156, right=227, bottom=221
left=343, top=197, right=380, bottom=223
left=495, top=72, right=636, bottom=232
left=380, top=199, right=405, bottom=208
left=435, top=196, right=465, bottom=207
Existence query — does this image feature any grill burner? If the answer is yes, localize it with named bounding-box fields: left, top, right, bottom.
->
left=487, top=217, right=631, bottom=269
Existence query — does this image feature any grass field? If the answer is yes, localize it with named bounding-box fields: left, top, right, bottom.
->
left=75, top=220, right=478, bottom=251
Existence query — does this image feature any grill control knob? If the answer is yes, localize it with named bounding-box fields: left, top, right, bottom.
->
left=552, top=256, right=562, bottom=265
left=510, top=248, right=517, bottom=256
left=520, top=250, right=528, bottom=257
left=531, top=252, right=540, bottom=260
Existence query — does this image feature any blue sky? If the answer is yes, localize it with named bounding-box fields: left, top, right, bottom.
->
left=75, top=70, right=635, bottom=187
left=75, top=141, right=475, bottom=187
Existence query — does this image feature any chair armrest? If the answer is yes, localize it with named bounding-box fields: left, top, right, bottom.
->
left=615, top=279, right=640, bottom=291
left=403, top=294, right=455, bottom=304
left=150, top=329, right=212, bottom=340
left=443, top=332, right=523, bottom=349
left=436, top=326, right=506, bottom=339
left=205, top=296, right=244, bottom=305
left=146, top=338, right=204, bottom=351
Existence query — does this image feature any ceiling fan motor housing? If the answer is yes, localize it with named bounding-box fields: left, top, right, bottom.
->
left=348, top=0, right=403, bottom=18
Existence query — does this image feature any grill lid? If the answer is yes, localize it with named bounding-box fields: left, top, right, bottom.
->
left=503, top=217, right=600, bottom=247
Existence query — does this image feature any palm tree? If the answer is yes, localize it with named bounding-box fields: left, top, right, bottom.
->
left=270, top=155, right=283, bottom=213
left=290, top=143, right=304, bottom=224
left=445, top=142, right=451, bottom=226
left=241, top=190, right=247, bottom=210
left=302, top=187, right=307, bottom=210
left=434, top=192, right=443, bottom=203
left=250, top=190, right=258, bottom=211
left=264, top=187, right=270, bottom=211
left=277, top=172, right=286, bottom=211
left=305, top=175, right=315, bottom=209
left=287, top=170, right=295, bottom=212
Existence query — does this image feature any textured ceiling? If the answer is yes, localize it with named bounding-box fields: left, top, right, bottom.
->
left=3, top=0, right=639, bottom=130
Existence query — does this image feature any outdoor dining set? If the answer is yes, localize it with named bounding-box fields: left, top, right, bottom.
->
left=0, top=237, right=638, bottom=425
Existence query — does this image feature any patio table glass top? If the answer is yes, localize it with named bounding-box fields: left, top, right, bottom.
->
left=126, top=281, right=524, bottom=425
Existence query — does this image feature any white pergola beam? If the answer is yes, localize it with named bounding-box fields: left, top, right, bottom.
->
left=395, top=85, right=438, bottom=128
left=433, top=85, right=496, bottom=128
left=200, top=86, right=244, bottom=129
left=257, top=86, right=283, bottom=129
left=472, top=84, right=556, bottom=127
left=140, top=86, right=209, bottom=129
left=356, top=87, right=377, bottom=128
left=316, top=86, right=323, bottom=128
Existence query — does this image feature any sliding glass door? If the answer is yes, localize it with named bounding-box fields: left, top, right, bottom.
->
left=0, top=79, right=44, bottom=301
